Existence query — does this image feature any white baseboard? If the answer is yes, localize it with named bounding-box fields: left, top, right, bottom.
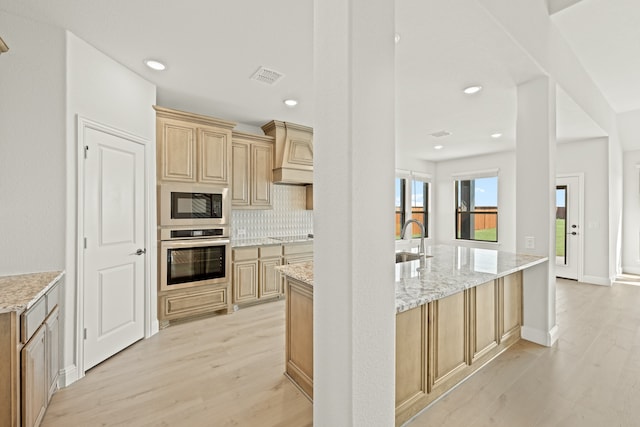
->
left=622, top=266, right=640, bottom=276
left=521, top=325, right=558, bottom=347
left=151, top=319, right=159, bottom=336
left=580, top=275, right=611, bottom=286
left=59, top=364, right=79, bottom=388
left=548, top=325, right=559, bottom=346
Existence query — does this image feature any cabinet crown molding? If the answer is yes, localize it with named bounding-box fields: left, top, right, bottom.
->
left=232, top=130, right=275, bottom=143
left=153, top=105, right=237, bottom=130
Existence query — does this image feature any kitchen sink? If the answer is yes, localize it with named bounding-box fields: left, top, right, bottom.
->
left=395, top=252, right=432, bottom=263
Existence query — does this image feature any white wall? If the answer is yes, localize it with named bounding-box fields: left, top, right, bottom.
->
left=557, top=138, right=610, bottom=284
left=396, top=152, right=436, bottom=176
left=477, top=0, right=624, bottom=282
left=64, top=32, right=156, bottom=385
left=0, top=12, right=66, bottom=275
left=433, top=151, right=516, bottom=252
left=622, top=149, right=640, bottom=274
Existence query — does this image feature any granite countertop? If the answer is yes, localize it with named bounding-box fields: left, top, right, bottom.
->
left=276, top=262, right=314, bottom=286
left=0, top=271, right=65, bottom=314
left=231, top=235, right=314, bottom=248
left=394, top=245, right=546, bottom=312
left=277, top=244, right=547, bottom=313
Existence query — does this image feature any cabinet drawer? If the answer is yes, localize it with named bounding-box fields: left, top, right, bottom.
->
left=21, top=297, right=46, bottom=343
left=233, top=247, right=259, bottom=261
left=46, top=283, right=59, bottom=314
left=283, top=243, right=313, bottom=256
left=259, top=245, right=281, bottom=258
left=160, top=287, right=228, bottom=320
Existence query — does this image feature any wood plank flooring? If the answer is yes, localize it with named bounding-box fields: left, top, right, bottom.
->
left=42, top=301, right=312, bottom=427
left=42, top=277, right=640, bottom=426
left=409, top=276, right=640, bottom=427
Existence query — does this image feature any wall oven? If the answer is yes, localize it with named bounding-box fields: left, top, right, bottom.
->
left=159, top=227, right=230, bottom=292
left=159, top=183, right=229, bottom=227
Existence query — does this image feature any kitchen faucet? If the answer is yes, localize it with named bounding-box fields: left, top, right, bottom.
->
left=400, top=219, right=426, bottom=261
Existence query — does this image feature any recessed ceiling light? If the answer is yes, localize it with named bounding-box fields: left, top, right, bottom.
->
left=434, top=145, right=444, bottom=150
left=463, top=85, right=483, bottom=94
left=283, top=99, right=298, bottom=107
left=144, top=59, right=166, bottom=71
left=491, top=132, right=503, bottom=139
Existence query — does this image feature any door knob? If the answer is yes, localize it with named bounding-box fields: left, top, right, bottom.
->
left=135, top=248, right=146, bottom=255
left=571, top=224, right=578, bottom=228
left=569, top=232, right=578, bottom=236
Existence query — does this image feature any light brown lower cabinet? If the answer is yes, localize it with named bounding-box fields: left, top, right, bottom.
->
left=284, top=277, right=314, bottom=399
left=21, top=325, right=47, bottom=427
left=158, top=285, right=229, bottom=326
left=232, top=245, right=290, bottom=307
left=0, top=279, right=61, bottom=427
left=395, top=272, right=522, bottom=426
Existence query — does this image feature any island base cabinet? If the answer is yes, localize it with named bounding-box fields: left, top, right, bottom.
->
left=395, top=272, right=523, bottom=426
left=285, top=277, right=313, bottom=400
left=395, top=305, right=428, bottom=413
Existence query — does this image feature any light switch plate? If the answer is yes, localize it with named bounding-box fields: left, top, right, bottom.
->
left=525, top=236, right=535, bottom=249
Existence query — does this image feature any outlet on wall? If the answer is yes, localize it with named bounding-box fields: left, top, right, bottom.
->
left=525, top=236, right=535, bottom=249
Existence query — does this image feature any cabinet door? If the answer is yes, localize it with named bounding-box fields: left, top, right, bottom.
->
left=470, top=281, right=498, bottom=364
left=199, top=126, right=231, bottom=185
left=22, top=325, right=47, bottom=427
left=159, top=286, right=228, bottom=320
left=157, top=118, right=197, bottom=182
left=233, top=260, right=258, bottom=303
left=251, top=142, right=273, bottom=208
left=231, top=141, right=250, bottom=207
left=46, top=306, right=59, bottom=402
left=429, top=291, right=469, bottom=391
left=260, top=257, right=282, bottom=298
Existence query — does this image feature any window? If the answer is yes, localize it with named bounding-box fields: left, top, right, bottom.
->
left=396, top=173, right=430, bottom=240
left=455, top=176, right=498, bottom=242
left=395, top=178, right=406, bottom=239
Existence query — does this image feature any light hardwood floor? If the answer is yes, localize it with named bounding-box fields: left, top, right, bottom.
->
left=42, top=301, right=312, bottom=427
left=43, top=277, right=640, bottom=426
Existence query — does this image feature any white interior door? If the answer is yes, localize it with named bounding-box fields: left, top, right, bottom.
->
left=556, top=176, right=580, bottom=280
left=83, top=125, right=145, bottom=370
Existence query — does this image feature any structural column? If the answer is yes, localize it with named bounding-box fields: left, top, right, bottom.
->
left=516, top=77, right=558, bottom=346
left=314, top=0, right=396, bottom=425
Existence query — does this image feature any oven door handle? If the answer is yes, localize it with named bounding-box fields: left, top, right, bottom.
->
left=161, top=238, right=230, bottom=248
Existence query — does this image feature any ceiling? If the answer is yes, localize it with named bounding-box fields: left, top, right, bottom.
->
left=1, top=0, right=636, bottom=160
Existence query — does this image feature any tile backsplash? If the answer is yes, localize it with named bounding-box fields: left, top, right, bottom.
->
left=232, top=185, right=313, bottom=239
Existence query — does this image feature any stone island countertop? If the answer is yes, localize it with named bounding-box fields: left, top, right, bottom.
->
left=0, top=271, right=64, bottom=314
left=277, top=245, right=547, bottom=313
left=276, top=261, right=314, bottom=285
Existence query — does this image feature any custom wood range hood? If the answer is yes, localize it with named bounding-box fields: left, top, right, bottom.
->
left=261, top=120, right=313, bottom=185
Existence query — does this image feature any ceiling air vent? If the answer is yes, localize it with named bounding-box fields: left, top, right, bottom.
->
left=429, top=130, right=452, bottom=138
left=250, top=66, right=284, bottom=85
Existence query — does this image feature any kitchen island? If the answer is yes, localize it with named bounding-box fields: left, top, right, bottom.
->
left=278, top=245, right=547, bottom=426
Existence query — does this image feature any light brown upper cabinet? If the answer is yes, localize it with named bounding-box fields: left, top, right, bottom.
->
left=154, top=106, right=236, bottom=185
left=231, top=131, right=274, bottom=209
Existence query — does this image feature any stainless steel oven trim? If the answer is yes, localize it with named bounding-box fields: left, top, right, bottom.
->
left=159, top=238, right=231, bottom=292
left=159, top=183, right=230, bottom=227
